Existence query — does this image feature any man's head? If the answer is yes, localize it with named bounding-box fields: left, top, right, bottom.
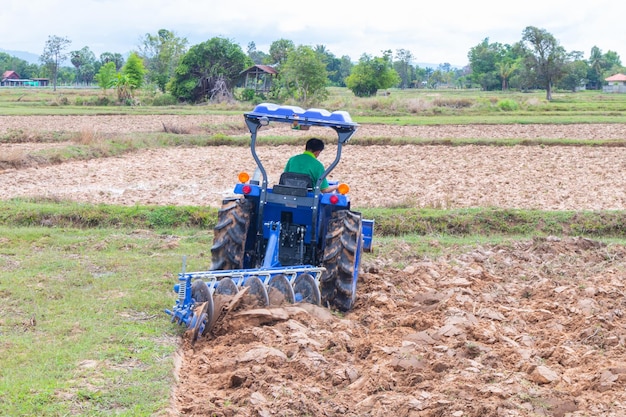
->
left=305, top=138, right=325, bottom=156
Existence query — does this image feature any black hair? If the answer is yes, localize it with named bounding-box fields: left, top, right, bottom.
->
left=305, top=138, right=325, bottom=152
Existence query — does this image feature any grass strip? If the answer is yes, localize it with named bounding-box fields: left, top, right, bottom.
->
left=2, top=199, right=625, bottom=238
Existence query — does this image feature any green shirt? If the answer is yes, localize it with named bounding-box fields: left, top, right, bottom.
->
left=284, top=150, right=329, bottom=190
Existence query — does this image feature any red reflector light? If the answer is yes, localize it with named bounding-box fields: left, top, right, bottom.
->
left=329, top=194, right=339, bottom=205
left=242, top=185, right=252, bottom=194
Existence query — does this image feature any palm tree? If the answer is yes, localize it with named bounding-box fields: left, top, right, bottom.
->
left=497, top=60, right=518, bottom=90
left=588, top=46, right=606, bottom=89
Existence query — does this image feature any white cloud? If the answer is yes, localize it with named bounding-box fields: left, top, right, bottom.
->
left=0, top=0, right=624, bottom=67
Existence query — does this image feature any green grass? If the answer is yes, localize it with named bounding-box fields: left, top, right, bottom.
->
left=0, top=198, right=218, bottom=229
left=0, top=87, right=245, bottom=116
left=0, top=226, right=218, bottom=416
left=3, top=87, right=626, bottom=123
left=2, top=199, right=626, bottom=238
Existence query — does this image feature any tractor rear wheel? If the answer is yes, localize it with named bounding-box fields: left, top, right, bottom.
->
left=320, top=210, right=363, bottom=312
left=210, top=198, right=252, bottom=270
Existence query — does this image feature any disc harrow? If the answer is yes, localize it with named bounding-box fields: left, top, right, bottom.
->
left=165, top=264, right=324, bottom=341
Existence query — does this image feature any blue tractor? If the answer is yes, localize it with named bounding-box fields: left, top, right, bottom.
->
left=165, top=103, right=374, bottom=342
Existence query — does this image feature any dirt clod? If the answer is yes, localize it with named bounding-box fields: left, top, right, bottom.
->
left=172, top=237, right=626, bottom=417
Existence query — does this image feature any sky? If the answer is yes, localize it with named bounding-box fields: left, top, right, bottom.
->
left=1, top=0, right=625, bottom=68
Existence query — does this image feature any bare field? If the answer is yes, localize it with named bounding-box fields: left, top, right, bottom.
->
left=1, top=115, right=626, bottom=210
left=2, top=115, right=626, bottom=416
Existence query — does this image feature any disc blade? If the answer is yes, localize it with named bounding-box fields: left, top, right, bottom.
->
left=268, top=274, right=295, bottom=305
left=215, top=277, right=238, bottom=295
left=242, top=276, right=269, bottom=307
left=293, top=273, right=321, bottom=306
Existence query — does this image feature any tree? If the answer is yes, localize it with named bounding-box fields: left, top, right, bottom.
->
left=247, top=41, right=268, bottom=65
left=110, top=52, right=146, bottom=104
left=311, top=45, right=351, bottom=87
left=496, top=59, right=518, bottom=90
left=468, top=38, right=506, bottom=90
left=266, top=38, right=295, bottom=68
left=114, top=73, right=133, bottom=103
left=427, top=69, right=445, bottom=89
left=70, top=46, right=96, bottom=85
left=169, top=37, right=252, bottom=103
left=586, top=47, right=623, bottom=89
left=345, top=53, right=400, bottom=97
left=40, top=35, right=71, bottom=91
left=138, top=29, right=188, bottom=93
left=558, top=58, right=588, bottom=92
left=0, top=52, right=35, bottom=79
left=521, top=26, right=567, bottom=100
left=604, top=50, right=622, bottom=69
left=122, top=52, right=146, bottom=92
left=95, top=61, right=117, bottom=92
left=413, top=66, right=428, bottom=88
left=100, top=52, right=125, bottom=71
left=336, top=56, right=353, bottom=87
left=587, top=46, right=606, bottom=90
left=278, top=45, right=328, bottom=105
left=394, top=49, right=414, bottom=89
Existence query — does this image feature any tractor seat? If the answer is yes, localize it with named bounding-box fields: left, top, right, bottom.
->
left=272, top=172, right=313, bottom=196
left=279, top=172, right=312, bottom=188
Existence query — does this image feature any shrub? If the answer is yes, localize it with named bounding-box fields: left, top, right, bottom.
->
left=239, top=88, right=256, bottom=102
left=94, top=96, right=111, bottom=106
left=152, top=93, right=178, bottom=106
left=497, top=99, right=519, bottom=111
left=432, top=98, right=473, bottom=108
left=406, top=98, right=432, bottom=113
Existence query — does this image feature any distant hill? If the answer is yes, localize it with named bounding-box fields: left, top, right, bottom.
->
left=0, top=49, right=40, bottom=64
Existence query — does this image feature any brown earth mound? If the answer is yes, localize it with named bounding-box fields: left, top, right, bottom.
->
left=173, top=236, right=626, bottom=417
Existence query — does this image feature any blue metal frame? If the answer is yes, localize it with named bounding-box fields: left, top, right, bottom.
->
left=165, top=228, right=325, bottom=330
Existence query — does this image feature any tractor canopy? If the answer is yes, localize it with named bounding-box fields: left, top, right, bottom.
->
left=244, top=103, right=359, bottom=144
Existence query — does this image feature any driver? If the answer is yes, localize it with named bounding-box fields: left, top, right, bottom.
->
left=284, top=138, right=339, bottom=193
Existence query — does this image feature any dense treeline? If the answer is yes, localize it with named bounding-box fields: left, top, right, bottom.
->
left=1, top=26, right=625, bottom=104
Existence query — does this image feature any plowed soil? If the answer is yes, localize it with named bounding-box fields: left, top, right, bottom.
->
left=1, top=115, right=626, bottom=210
left=2, top=115, right=626, bottom=416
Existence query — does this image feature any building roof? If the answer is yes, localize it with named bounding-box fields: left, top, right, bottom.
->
left=241, top=64, right=278, bottom=75
left=2, top=70, right=19, bottom=80
left=605, top=73, right=626, bottom=82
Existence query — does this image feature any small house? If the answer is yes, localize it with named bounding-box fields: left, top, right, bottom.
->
left=1, top=70, right=49, bottom=87
left=239, top=65, right=278, bottom=93
left=603, top=73, right=626, bottom=93
left=1, top=70, right=20, bottom=86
